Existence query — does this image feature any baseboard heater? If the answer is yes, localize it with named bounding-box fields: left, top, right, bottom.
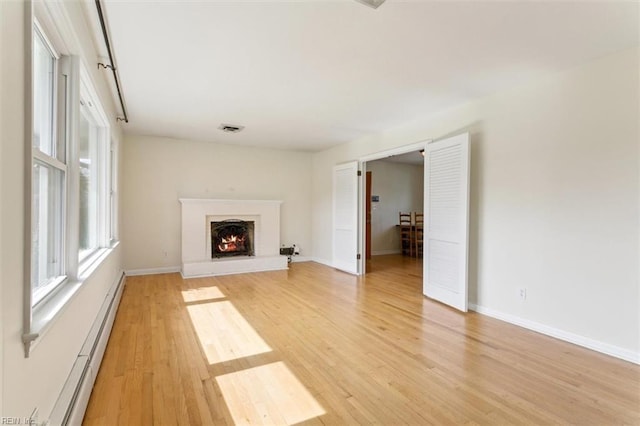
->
left=48, top=271, right=126, bottom=425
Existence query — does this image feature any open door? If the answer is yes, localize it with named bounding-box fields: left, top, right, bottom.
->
left=423, top=133, right=470, bottom=312
left=333, top=161, right=360, bottom=275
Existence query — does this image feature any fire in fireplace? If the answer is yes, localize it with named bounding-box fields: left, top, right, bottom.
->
left=211, top=220, right=255, bottom=258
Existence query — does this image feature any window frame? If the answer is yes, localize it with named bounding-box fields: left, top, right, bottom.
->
left=23, top=8, right=118, bottom=357
left=30, top=21, right=68, bottom=308
left=77, top=69, right=111, bottom=270
left=109, top=137, right=119, bottom=245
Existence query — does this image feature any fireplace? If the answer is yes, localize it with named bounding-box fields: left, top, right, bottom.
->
left=211, top=220, right=255, bottom=258
left=180, top=198, right=286, bottom=277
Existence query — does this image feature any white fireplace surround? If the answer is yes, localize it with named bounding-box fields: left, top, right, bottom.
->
left=179, top=199, right=287, bottom=277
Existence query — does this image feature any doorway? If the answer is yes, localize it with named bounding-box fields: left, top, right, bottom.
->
left=363, top=151, right=425, bottom=274
left=333, top=134, right=470, bottom=312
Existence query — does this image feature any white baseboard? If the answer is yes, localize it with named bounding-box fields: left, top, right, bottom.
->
left=311, top=257, right=333, bottom=268
left=290, top=256, right=313, bottom=263
left=372, top=249, right=401, bottom=256
left=125, top=266, right=181, bottom=276
left=469, top=303, right=639, bottom=365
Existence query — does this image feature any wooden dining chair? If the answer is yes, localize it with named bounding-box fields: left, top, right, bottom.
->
left=399, top=212, right=413, bottom=257
left=414, top=212, right=424, bottom=258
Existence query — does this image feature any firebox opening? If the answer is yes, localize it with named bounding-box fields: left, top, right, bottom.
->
left=211, top=220, right=255, bottom=258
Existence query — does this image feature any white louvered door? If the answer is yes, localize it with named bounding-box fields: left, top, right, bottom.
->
left=333, top=161, right=360, bottom=275
left=423, top=133, right=470, bottom=311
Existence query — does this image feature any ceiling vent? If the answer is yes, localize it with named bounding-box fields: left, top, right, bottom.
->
left=354, top=0, right=386, bottom=9
left=218, top=124, right=245, bottom=133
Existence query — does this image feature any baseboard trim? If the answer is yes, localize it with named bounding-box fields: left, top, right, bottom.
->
left=290, top=256, right=313, bottom=263
left=469, top=303, right=639, bottom=365
left=125, top=266, right=181, bottom=276
left=311, top=257, right=333, bottom=268
left=372, top=250, right=401, bottom=256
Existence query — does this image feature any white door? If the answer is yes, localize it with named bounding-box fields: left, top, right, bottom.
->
left=333, top=161, right=360, bottom=275
left=423, top=133, right=470, bottom=311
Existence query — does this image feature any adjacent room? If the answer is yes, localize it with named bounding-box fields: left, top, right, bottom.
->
left=365, top=152, right=425, bottom=265
left=1, top=0, right=638, bottom=424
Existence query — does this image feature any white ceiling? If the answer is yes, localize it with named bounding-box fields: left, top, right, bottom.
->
left=97, top=0, right=638, bottom=152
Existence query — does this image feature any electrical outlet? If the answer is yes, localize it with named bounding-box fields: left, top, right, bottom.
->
left=519, top=288, right=527, bottom=300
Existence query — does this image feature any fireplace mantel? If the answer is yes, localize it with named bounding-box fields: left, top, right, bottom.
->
left=179, top=198, right=287, bottom=277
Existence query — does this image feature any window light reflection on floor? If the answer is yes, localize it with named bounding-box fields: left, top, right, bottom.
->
left=187, top=300, right=272, bottom=364
left=181, top=285, right=226, bottom=303
left=216, top=361, right=325, bottom=425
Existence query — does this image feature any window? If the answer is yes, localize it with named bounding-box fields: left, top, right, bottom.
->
left=109, top=139, right=119, bottom=243
left=25, top=11, right=118, bottom=357
left=31, top=25, right=67, bottom=306
left=77, top=78, right=110, bottom=265
left=29, top=23, right=113, bottom=308
left=78, top=109, right=98, bottom=258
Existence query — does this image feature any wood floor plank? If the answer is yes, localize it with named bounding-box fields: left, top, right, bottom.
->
left=84, top=255, right=640, bottom=425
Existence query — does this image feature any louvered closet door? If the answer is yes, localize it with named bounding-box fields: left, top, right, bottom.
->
left=333, top=161, right=359, bottom=275
left=423, top=133, right=470, bottom=311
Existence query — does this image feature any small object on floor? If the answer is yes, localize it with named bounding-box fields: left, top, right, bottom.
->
left=280, top=246, right=295, bottom=264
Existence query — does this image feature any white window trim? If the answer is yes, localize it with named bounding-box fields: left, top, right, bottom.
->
left=23, top=3, right=119, bottom=357
left=109, top=137, right=119, bottom=245
left=30, top=19, right=68, bottom=308
left=77, top=68, right=111, bottom=266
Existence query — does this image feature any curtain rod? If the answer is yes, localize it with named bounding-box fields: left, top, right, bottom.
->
left=95, top=0, right=129, bottom=123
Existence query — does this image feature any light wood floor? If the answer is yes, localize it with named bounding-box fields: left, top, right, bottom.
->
left=84, top=255, right=639, bottom=425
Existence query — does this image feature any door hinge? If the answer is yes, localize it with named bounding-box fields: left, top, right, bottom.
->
left=357, top=170, right=362, bottom=176
left=357, top=253, right=361, bottom=260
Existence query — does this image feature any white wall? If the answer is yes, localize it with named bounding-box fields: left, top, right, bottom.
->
left=366, top=160, right=423, bottom=254
left=1, top=1, right=124, bottom=419
left=122, top=135, right=313, bottom=271
left=0, top=0, right=9, bottom=416
left=312, top=48, right=639, bottom=360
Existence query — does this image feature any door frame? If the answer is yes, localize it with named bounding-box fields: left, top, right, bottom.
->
left=365, top=171, right=372, bottom=273
left=357, top=140, right=432, bottom=275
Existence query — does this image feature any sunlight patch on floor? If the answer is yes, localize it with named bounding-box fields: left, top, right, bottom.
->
left=216, top=361, right=325, bottom=425
left=182, top=286, right=226, bottom=303
left=187, top=300, right=271, bottom=364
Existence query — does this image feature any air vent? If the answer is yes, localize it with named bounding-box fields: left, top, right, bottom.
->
left=218, top=124, right=245, bottom=133
left=354, top=0, right=386, bottom=9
